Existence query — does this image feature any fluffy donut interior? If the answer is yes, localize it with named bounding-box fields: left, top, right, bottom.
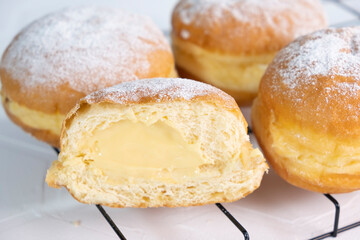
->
left=172, top=36, right=275, bottom=93
left=46, top=101, right=267, bottom=207
left=2, top=95, right=64, bottom=135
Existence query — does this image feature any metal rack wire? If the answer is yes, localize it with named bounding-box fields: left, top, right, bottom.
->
left=96, top=204, right=127, bottom=240
left=310, top=194, right=360, bottom=240
left=95, top=202, right=249, bottom=240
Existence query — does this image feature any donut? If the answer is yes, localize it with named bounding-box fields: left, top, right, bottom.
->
left=171, top=0, right=327, bottom=105
left=0, top=6, right=176, bottom=147
left=252, top=27, right=360, bottom=193
left=46, top=78, right=267, bottom=207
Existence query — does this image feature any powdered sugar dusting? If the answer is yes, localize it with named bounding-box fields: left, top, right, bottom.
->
left=176, top=0, right=325, bottom=40
left=180, top=29, right=190, bottom=39
left=273, top=28, right=360, bottom=92
left=85, top=78, right=234, bottom=105
left=264, top=27, right=360, bottom=128
left=1, top=6, right=169, bottom=93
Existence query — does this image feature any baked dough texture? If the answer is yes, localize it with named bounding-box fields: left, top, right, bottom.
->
left=0, top=6, right=176, bottom=147
left=252, top=27, right=360, bottom=193
left=171, top=0, right=327, bottom=105
left=46, top=78, right=267, bottom=207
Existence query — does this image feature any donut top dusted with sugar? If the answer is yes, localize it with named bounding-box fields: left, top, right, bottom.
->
left=0, top=6, right=173, bottom=114
left=82, top=78, right=239, bottom=110
left=172, top=0, right=327, bottom=54
left=260, top=27, right=360, bottom=137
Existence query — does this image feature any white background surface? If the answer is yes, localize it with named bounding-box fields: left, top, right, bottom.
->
left=1, top=0, right=360, bottom=239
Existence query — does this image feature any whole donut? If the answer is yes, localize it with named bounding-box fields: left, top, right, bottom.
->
left=252, top=27, right=360, bottom=193
left=171, top=0, right=327, bottom=105
left=0, top=6, right=176, bottom=147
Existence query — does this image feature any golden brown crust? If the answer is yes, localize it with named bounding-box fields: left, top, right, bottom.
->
left=0, top=7, right=176, bottom=147
left=269, top=157, right=360, bottom=194
left=176, top=65, right=256, bottom=106
left=80, top=78, right=241, bottom=112
left=252, top=96, right=360, bottom=193
left=0, top=7, right=175, bottom=115
left=251, top=28, right=360, bottom=193
left=260, top=27, right=360, bottom=138
left=2, top=99, right=60, bottom=147
left=1, top=49, right=174, bottom=116
left=171, top=0, right=326, bottom=54
left=0, top=70, right=85, bottom=115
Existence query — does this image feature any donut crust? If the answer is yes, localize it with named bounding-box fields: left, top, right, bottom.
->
left=171, top=0, right=327, bottom=55
left=252, top=97, right=360, bottom=193
left=171, top=0, right=327, bottom=105
left=252, top=28, right=360, bottom=193
left=0, top=7, right=177, bottom=146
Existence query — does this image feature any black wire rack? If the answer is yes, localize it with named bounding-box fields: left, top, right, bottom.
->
left=310, top=194, right=360, bottom=240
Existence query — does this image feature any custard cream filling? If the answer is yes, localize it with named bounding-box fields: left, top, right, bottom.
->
left=2, top=95, right=64, bottom=135
left=82, top=120, right=207, bottom=184
left=270, top=117, right=360, bottom=174
left=172, top=36, right=276, bottom=92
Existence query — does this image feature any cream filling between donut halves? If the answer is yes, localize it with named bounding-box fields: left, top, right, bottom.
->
left=77, top=120, right=209, bottom=184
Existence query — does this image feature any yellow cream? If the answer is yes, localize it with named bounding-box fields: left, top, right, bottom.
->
left=3, top=96, right=64, bottom=135
left=84, top=120, right=205, bottom=183
left=270, top=117, right=360, bottom=174
left=172, top=37, right=276, bottom=92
